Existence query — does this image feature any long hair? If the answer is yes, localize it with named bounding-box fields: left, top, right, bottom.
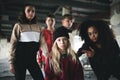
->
left=95, top=20, right=115, bottom=48
left=18, top=4, right=37, bottom=24
left=79, top=20, right=115, bottom=47
left=50, top=39, right=77, bottom=75
left=79, top=20, right=97, bottom=44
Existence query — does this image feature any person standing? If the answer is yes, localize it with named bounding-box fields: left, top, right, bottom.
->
left=37, top=14, right=56, bottom=68
left=44, top=27, right=84, bottom=80
left=71, top=22, right=84, bottom=53
left=56, top=14, right=75, bottom=50
left=9, top=4, right=44, bottom=80
left=77, top=20, right=120, bottom=80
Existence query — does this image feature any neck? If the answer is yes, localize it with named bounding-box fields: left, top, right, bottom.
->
left=47, top=26, right=55, bottom=32
left=60, top=50, right=67, bottom=55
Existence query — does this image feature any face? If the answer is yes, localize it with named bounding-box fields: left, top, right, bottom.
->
left=46, top=17, right=55, bottom=27
left=56, top=37, right=68, bottom=51
left=25, top=6, right=35, bottom=20
left=62, top=18, right=73, bottom=29
left=87, top=26, right=99, bottom=42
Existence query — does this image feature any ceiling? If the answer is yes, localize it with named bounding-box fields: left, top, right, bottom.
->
left=0, top=0, right=112, bottom=40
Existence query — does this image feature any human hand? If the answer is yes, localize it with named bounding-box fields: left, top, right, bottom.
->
left=82, top=47, right=95, bottom=57
left=10, top=64, right=15, bottom=74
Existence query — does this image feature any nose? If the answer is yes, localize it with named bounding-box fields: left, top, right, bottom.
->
left=60, top=40, right=64, bottom=44
left=92, top=34, right=95, bottom=37
left=29, top=11, right=33, bottom=14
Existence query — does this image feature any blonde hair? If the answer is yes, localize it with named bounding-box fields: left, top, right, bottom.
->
left=50, top=39, right=77, bottom=75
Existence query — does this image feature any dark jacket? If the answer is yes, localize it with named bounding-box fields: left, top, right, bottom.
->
left=77, top=39, right=120, bottom=73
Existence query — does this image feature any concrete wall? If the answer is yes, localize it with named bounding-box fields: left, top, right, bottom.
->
left=1, top=0, right=120, bottom=60
left=110, top=0, right=120, bottom=47
left=112, top=24, right=120, bottom=46
left=0, top=29, right=120, bottom=60
left=0, top=39, right=10, bottom=59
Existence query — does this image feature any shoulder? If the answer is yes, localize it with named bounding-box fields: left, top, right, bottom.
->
left=111, top=39, right=119, bottom=46
left=36, top=23, right=42, bottom=26
left=14, top=23, right=21, bottom=26
left=31, top=23, right=44, bottom=32
left=32, top=23, right=43, bottom=30
left=34, top=23, right=42, bottom=28
left=13, top=23, right=21, bottom=30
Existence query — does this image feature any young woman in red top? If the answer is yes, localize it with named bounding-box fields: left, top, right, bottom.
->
left=44, top=27, right=84, bottom=80
left=37, top=14, right=56, bottom=68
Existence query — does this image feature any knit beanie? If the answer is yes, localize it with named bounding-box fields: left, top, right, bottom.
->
left=53, top=27, right=69, bottom=42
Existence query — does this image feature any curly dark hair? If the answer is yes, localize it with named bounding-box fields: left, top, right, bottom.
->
left=18, top=4, right=37, bottom=24
left=79, top=20, right=115, bottom=46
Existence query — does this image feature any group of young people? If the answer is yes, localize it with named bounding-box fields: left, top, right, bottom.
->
left=9, top=4, right=120, bottom=80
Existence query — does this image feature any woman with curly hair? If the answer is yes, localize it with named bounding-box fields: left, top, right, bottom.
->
left=77, top=20, right=120, bottom=80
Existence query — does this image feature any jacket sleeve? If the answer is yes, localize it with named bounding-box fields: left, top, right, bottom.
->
left=44, top=57, right=54, bottom=80
left=77, top=43, right=87, bottom=57
left=112, top=39, right=120, bottom=63
left=73, top=57, right=84, bottom=80
left=9, top=23, right=20, bottom=64
left=39, top=29, right=49, bottom=58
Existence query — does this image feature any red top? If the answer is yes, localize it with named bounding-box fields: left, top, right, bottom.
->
left=37, top=29, right=54, bottom=64
left=43, top=29, right=53, bottom=53
left=44, top=55, right=84, bottom=80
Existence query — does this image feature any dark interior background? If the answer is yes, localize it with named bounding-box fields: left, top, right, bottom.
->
left=0, top=0, right=113, bottom=40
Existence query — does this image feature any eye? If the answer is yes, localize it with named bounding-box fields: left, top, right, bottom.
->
left=32, top=10, right=35, bottom=13
left=27, top=9, right=35, bottom=13
left=57, top=39, right=61, bottom=42
left=63, top=38, right=67, bottom=41
left=94, top=31, right=98, bottom=34
left=88, top=32, right=92, bottom=36
left=27, top=9, right=31, bottom=12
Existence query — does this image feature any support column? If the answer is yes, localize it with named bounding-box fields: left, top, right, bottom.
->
left=62, top=6, right=72, bottom=16
left=110, top=0, right=120, bottom=25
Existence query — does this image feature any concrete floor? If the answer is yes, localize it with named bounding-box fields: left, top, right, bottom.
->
left=0, top=58, right=118, bottom=80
